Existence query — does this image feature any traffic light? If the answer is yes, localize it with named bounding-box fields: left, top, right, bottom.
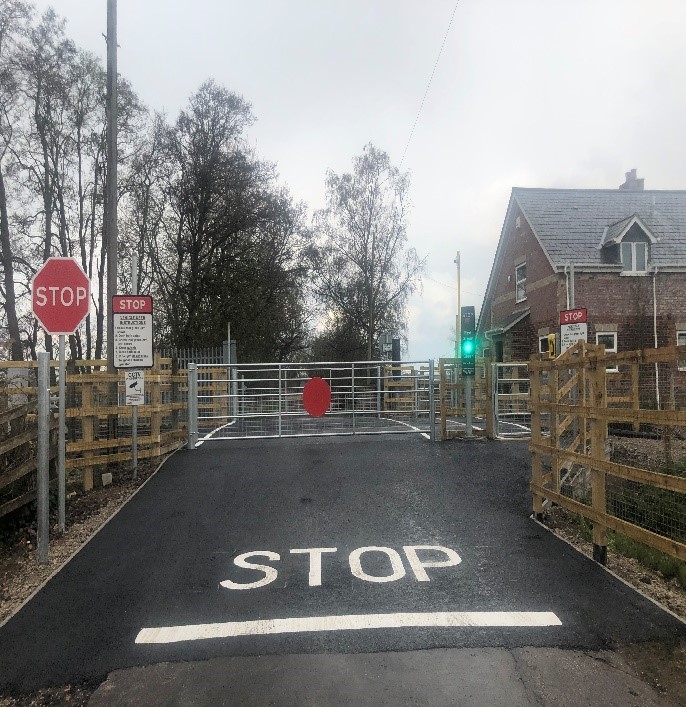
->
left=460, top=306, right=476, bottom=376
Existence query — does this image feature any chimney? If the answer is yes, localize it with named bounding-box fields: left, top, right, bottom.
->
left=619, top=169, right=644, bottom=191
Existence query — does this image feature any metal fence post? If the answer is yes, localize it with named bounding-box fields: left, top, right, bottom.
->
left=429, top=359, right=436, bottom=442
left=188, top=363, right=198, bottom=450
left=351, top=363, right=356, bottom=434
left=37, top=351, right=50, bottom=564
left=377, top=365, right=381, bottom=418
left=58, top=335, right=66, bottom=532
left=278, top=364, right=283, bottom=437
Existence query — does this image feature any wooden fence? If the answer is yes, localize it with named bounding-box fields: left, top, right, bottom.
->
left=0, top=356, right=187, bottom=517
left=530, top=340, right=686, bottom=563
left=0, top=402, right=58, bottom=519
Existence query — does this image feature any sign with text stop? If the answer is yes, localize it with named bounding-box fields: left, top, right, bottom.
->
left=31, top=257, right=90, bottom=335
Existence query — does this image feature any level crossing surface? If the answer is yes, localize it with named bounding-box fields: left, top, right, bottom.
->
left=0, top=436, right=684, bottom=697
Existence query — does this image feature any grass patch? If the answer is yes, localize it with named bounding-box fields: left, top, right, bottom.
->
left=609, top=532, right=686, bottom=590
left=573, top=513, right=686, bottom=589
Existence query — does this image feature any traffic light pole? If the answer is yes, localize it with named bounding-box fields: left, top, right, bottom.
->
left=460, top=305, right=476, bottom=439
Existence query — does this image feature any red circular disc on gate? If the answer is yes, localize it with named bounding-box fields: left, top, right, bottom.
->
left=302, top=377, right=331, bottom=417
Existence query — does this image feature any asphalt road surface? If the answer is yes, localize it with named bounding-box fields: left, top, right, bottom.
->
left=0, top=435, right=684, bottom=704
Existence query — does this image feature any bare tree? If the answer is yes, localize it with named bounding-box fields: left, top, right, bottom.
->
left=0, top=0, right=30, bottom=360
left=312, top=143, right=424, bottom=359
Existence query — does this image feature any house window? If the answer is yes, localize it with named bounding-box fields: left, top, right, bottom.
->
left=677, top=331, right=686, bottom=371
left=596, top=331, right=618, bottom=372
left=620, top=242, right=648, bottom=273
left=515, top=263, right=526, bottom=302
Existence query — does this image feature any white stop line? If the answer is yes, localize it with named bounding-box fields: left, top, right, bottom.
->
left=136, top=611, right=562, bottom=644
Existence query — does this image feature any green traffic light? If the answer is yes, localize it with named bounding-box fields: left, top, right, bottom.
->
left=461, top=339, right=474, bottom=355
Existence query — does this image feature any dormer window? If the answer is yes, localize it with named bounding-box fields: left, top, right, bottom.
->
left=599, top=214, right=655, bottom=274
left=621, top=241, right=648, bottom=273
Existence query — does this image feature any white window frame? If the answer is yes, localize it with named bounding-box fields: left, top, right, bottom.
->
left=538, top=336, right=549, bottom=355
left=515, top=263, right=527, bottom=303
left=596, top=331, right=618, bottom=372
left=677, top=331, right=686, bottom=371
left=620, top=241, right=648, bottom=274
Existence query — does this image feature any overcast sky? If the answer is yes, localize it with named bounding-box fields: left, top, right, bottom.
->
left=33, top=0, right=686, bottom=360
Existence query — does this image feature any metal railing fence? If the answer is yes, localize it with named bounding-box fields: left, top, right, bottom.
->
left=187, top=360, right=436, bottom=442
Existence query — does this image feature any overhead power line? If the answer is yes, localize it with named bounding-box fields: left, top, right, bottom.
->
left=398, top=0, right=460, bottom=168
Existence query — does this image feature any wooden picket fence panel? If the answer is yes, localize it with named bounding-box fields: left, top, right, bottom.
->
left=0, top=356, right=187, bottom=507
left=0, top=402, right=58, bottom=519
left=530, top=340, right=686, bottom=563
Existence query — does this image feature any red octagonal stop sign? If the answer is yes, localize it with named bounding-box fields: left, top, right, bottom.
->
left=31, top=257, right=90, bottom=335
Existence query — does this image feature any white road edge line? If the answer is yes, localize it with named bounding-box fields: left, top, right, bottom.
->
left=196, top=419, right=237, bottom=446
left=135, top=611, right=562, bottom=644
left=378, top=416, right=431, bottom=439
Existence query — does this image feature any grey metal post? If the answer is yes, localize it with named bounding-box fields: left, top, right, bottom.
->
left=131, top=258, right=138, bottom=477
left=351, top=363, right=356, bottom=434
left=188, top=363, right=198, bottom=450
left=231, top=341, right=238, bottom=419
left=105, top=0, right=118, bottom=373
left=465, top=375, right=473, bottom=437
left=376, top=365, right=381, bottom=418
left=429, top=359, right=436, bottom=441
left=569, top=262, right=575, bottom=309
left=58, top=335, right=66, bottom=532
left=492, top=363, right=499, bottom=437
left=37, top=352, right=50, bottom=564
left=278, top=364, right=283, bottom=437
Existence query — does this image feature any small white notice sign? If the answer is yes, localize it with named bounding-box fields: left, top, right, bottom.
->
left=125, top=370, right=145, bottom=406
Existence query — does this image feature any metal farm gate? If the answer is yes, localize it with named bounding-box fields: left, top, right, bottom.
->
left=493, top=362, right=531, bottom=437
left=187, top=360, right=436, bottom=445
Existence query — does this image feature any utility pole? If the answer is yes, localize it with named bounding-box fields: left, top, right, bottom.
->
left=454, top=251, right=461, bottom=358
left=105, top=0, right=118, bottom=372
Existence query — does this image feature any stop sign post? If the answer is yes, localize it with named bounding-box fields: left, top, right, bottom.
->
left=31, top=257, right=91, bottom=540
left=32, top=257, right=90, bottom=335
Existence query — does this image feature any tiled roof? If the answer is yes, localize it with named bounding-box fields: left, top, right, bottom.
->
left=513, top=188, right=686, bottom=267
left=486, top=308, right=530, bottom=335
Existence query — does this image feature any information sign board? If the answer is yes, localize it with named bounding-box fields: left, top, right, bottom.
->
left=113, top=295, right=153, bottom=368
left=559, top=307, right=587, bottom=353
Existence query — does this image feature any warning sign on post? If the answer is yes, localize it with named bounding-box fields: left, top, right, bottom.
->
left=125, top=370, right=145, bottom=405
left=559, top=307, right=587, bottom=353
left=113, top=295, right=153, bottom=369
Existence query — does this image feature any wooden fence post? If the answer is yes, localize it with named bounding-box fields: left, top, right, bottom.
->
left=485, top=358, right=495, bottom=439
left=171, top=357, right=180, bottom=437
left=82, top=380, right=94, bottom=492
left=550, top=364, right=560, bottom=494
left=580, top=349, right=588, bottom=455
left=631, top=359, right=640, bottom=432
left=590, top=354, right=608, bottom=564
left=150, top=353, right=162, bottom=460
left=530, top=358, right=544, bottom=518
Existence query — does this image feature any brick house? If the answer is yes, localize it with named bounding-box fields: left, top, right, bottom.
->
left=477, top=171, right=686, bottom=363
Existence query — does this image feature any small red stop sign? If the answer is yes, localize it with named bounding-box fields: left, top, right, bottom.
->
left=302, top=377, right=331, bottom=417
left=31, top=257, right=90, bottom=335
